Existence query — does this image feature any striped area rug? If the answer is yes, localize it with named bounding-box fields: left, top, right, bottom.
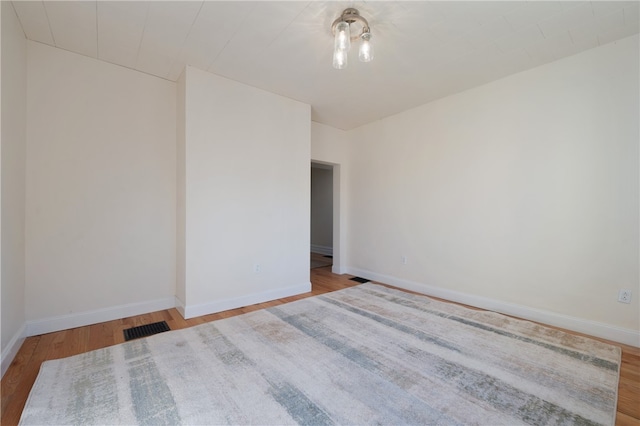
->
left=20, top=283, right=621, bottom=425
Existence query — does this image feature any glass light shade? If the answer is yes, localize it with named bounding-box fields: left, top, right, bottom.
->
left=333, top=48, right=347, bottom=69
left=359, top=32, right=374, bottom=62
left=334, top=21, right=350, bottom=52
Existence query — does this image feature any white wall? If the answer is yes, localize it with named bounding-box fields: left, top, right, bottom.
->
left=348, top=35, right=639, bottom=345
left=310, top=166, right=333, bottom=251
left=25, top=42, right=176, bottom=329
left=177, top=66, right=310, bottom=318
left=1, top=1, right=27, bottom=374
left=311, top=122, right=350, bottom=274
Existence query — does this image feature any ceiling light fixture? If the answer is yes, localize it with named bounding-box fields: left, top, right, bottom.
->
left=331, top=8, right=373, bottom=69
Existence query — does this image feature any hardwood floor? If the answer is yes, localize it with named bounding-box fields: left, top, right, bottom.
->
left=2, top=267, right=639, bottom=425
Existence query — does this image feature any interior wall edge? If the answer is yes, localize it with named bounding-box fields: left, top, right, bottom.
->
left=175, top=295, right=186, bottom=318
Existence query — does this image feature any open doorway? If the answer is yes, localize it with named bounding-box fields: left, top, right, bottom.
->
left=310, top=162, right=333, bottom=270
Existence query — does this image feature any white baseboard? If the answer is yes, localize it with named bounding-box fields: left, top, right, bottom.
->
left=20, top=282, right=313, bottom=336
left=347, top=267, right=640, bottom=348
left=180, top=282, right=312, bottom=319
left=1, top=324, right=26, bottom=379
left=310, top=244, right=333, bottom=256
left=25, top=297, right=176, bottom=337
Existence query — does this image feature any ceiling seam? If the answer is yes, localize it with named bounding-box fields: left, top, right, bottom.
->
left=10, top=1, right=28, bottom=39
left=206, top=2, right=258, bottom=71
left=264, top=1, right=313, bottom=50
left=134, top=3, right=151, bottom=70
left=165, top=0, right=205, bottom=80
left=95, top=1, right=99, bottom=59
left=41, top=0, right=56, bottom=47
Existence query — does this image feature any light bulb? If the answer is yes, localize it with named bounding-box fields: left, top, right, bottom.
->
left=334, top=21, right=350, bottom=53
left=333, top=48, right=347, bottom=69
left=359, top=32, right=373, bottom=62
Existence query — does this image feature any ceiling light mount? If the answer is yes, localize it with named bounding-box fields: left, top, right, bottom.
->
left=331, top=8, right=373, bottom=69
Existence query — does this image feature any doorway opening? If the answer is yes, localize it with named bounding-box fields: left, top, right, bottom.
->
left=310, top=161, right=341, bottom=273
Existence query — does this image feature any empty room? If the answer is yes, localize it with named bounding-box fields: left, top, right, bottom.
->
left=1, top=1, right=639, bottom=424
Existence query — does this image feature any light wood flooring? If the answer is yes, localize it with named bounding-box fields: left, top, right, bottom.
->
left=2, top=266, right=639, bottom=425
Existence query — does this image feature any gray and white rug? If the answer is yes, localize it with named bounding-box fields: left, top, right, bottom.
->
left=20, top=283, right=621, bottom=425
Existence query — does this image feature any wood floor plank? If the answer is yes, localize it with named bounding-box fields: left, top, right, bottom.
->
left=0, top=337, right=38, bottom=416
left=1, top=333, right=57, bottom=425
left=1, top=265, right=638, bottom=426
left=618, top=375, right=640, bottom=419
left=615, top=411, right=640, bottom=426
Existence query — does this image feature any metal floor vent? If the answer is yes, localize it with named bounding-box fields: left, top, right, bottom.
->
left=350, top=276, right=370, bottom=283
left=123, top=321, right=170, bottom=341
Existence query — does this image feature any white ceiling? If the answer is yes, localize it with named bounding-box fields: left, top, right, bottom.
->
left=11, top=1, right=640, bottom=130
